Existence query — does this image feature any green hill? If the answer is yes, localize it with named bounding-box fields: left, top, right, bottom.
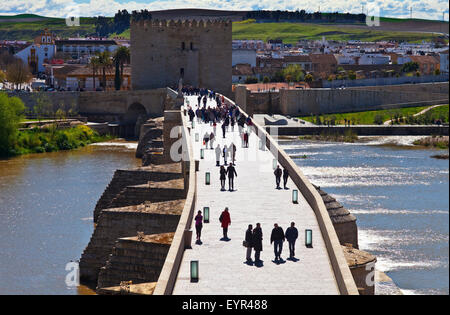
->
left=0, top=13, right=446, bottom=43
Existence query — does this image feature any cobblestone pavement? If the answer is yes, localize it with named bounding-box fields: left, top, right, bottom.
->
left=172, top=96, right=339, bottom=295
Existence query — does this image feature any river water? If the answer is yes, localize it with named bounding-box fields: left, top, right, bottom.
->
left=280, top=136, right=449, bottom=295
left=0, top=142, right=140, bottom=295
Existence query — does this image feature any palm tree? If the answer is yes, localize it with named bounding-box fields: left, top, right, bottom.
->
left=113, top=46, right=130, bottom=89
left=96, top=51, right=113, bottom=90
left=89, top=56, right=100, bottom=90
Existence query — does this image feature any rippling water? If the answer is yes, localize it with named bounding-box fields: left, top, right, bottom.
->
left=0, top=142, right=140, bottom=295
left=280, top=137, right=449, bottom=295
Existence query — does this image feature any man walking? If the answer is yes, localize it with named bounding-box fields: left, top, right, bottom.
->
left=274, top=165, right=282, bottom=189
left=223, top=144, right=228, bottom=165
left=230, top=143, right=237, bottom=165
left=245, top=224, right=253, bottom=263
left=270, top=223, right=285, bottom=261
left=227, top=163, right=237, bottom=191
left=253, top=223, right=263, bottom=264
left=219, top=207, right=231, bottom=240
left=285, top=222, right=299, bottom=259
left=283, top=167, right=289, bottom=189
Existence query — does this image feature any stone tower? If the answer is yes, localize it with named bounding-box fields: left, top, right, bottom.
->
left=131, top=19, right=232, bottom=97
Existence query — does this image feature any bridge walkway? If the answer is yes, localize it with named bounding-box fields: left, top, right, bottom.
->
left=172, top=95, right=339, bottom=295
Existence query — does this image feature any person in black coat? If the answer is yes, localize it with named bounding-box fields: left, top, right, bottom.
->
left=285, top=222, right=299, bottom=258
left=226, top=163, right=237, bottom=191
left=283, top=168, right=289, bottom=189
left=274, top=165, right=282, bottom=189
left=252, top=223, right=263, bottom=263
left=219, top=165, right=227, bottom=191
left=245, top=224, right=253, bottom=262
left=270, top=223, right=285, bottom=261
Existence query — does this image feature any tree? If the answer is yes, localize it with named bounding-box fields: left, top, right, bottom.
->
left=6, top=59, right=32, bottom=90
left=282, top=64, right=303, bottom=82
left=113, top=46, right=130, bottom=90
left=263, top=76, right=270, bottom=83
left=305, top=73, right=314, bottom=83
left=434, top=69, right=440, bottom=75
left=33, top=92, right=53, bottom=123
left=114, top=58, right=121, bottom=91
left=401, top=61, right=419, bottom=73
left=89, top=56, right=100, bottom=90
left=0, top=70, right=6, bottom=84
left=0, top=93, right=25, bottom=156
left=96, top=51, right=113, bottom=89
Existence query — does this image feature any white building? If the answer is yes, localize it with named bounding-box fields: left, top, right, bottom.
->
left=232, top=48, right=257, bottom=67
left=359, top=54, right=391, bottom=65
left=14, top=29, right=56, bottom=73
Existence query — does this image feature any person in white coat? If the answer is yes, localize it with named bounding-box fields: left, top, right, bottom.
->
left=223, top=144, right=228, bottom=165
left=215, top=144, right=221, bottom=166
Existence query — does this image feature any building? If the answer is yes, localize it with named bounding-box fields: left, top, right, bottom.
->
left=14, top=29, right=56, bottom=73
left=232, top=63, right=254, bottom=83
left=232, top=48, right=257, bottom=67
left=309, top=54, right=338, bottom=79
left=131, top=19, right=232, bottom=97
left=283, top=55, right=312, bottom=71
left=440, top=50, right=449, bottom=74
left=409, top=55, right=440, bottom=75
left=45, top=63, right=131, bottom=91
left=55, top=38, right=118, bottom=61
left=358, top=53, right=391, bottom=65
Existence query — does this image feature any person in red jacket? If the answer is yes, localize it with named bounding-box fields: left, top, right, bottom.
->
left=219, top=207, right=231, bottom=240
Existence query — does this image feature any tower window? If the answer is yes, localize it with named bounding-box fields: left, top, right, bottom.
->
left=181, top=42, right=185, bottom=50
left=180, top=68, right=184, bottom=78
left=190, top=42, right=193, bottom=50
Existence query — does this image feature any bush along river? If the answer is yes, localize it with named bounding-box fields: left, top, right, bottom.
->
left=280, top=136, right=449, bottom=295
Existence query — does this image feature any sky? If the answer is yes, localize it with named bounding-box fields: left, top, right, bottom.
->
left=0, top=0, right=448, bottom=21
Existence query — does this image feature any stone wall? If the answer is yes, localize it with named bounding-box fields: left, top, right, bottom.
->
left=94, top=164, right=183, bottom=222
left=279, top=82, right=449, bottom=116
left=131, top=19, right=232, bottom=97
left=235, top=82, right=448, bottom=117
left=80, top=204, right=182, bottom=284
left=97, top=233, right=174, bottom=289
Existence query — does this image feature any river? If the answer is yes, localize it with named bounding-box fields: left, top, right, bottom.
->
left=280, top=136, right=449, bottom=295
left=0, top=142, right=140, bottom=295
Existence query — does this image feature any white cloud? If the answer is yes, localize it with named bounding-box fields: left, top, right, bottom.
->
left=0, top=0, right=448, bottom=20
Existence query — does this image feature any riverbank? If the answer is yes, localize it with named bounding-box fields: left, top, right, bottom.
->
left=2, top=125, right=114, bottom=158
left=413, top=136, right=449, bottom=149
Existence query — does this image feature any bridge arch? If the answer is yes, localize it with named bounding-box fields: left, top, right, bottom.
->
left=121, top=102, right=148, bottom=138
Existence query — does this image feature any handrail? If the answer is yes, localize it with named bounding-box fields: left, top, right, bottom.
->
left=153, top=107, right=197, bottom=295
left=221, top=93, right=359, bottom=295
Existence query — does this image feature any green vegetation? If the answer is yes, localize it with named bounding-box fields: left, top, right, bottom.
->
left=11, top=124, right=111, bottom=156
left=299, top=129, right=358, bottom=143
left=0, top=93, right=25, bottom=156
left=232, top=21, right=442, bottom=44
left=0, top=16, right=96, bottom=41
left=1, top=93, right=111, bottom=157
left=413, top=136, right=449, bottom=149
left=0, top=14, right=444, bottom=43
left=299, top=105, right=436, bottom=125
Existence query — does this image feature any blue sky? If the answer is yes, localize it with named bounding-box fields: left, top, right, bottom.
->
left=1, top=0, right=448, bottom=21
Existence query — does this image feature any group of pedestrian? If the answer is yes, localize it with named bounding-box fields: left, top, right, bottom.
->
left=274, top=165, right=290, bottom=189
left=194, top=207, right=232, bottom=244
left=245, top=222, right=299, bottom=264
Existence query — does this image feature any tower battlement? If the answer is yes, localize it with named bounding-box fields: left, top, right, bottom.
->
left=131, top=17, right=232, bottom=96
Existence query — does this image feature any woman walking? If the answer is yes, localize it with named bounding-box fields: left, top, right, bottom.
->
left=245, top=224, right=254, bottom=263
left=195, top=210, right=203, bottom=244
left=219, top=165, right=227, bottom=191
